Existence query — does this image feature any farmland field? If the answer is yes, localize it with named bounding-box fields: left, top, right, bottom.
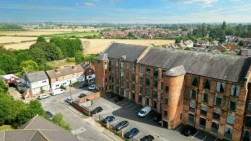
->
left=0, top=28, right=102, bottom=36
left=47, top=31, right=100, bottom=38
left=81, top=39, right=175, bottom=54
left=0, top=36, right=36, bottom=44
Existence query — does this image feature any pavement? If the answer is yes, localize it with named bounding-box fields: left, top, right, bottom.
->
left=39, top=86, right=117, bottom=141
left=90, top=95, right=221, bottom=141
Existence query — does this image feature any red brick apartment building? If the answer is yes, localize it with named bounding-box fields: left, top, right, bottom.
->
left=95, top=43, right=251, bottom=141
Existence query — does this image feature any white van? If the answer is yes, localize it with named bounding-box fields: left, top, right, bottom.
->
left=38, top=94, right=50, bottom=100
left=138, top=106, right=151, bottom=118
left=51, top=89, right=65, bottom=96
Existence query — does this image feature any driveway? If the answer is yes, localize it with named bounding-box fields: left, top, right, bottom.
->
left=90, top=96, right=220, bottom=141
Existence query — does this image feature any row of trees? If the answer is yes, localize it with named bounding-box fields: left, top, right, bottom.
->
left=0, top=80, right=71, bottom=131
left=0, top=24, right=24, bottom=31
left=0, top=36, right=83, bottom=75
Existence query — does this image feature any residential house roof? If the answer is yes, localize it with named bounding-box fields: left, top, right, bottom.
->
left=137, top=47, right=251, bottom=83
left=46, top=65, right=84, bottom=79
left=0, top=115, right=79, bottom=141
left=25, top=71, right=48, bottom=83
left=101, top=43, right=147, bottom=62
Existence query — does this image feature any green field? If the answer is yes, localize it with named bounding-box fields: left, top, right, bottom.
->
left=47, top=31, right=100, bottom=38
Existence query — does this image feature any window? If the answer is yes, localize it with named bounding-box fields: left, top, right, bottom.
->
left=224, top=127, right=233, bottom=139
left=153, top=90, right=158, bottom=99
left=139, top=86, right=143, bottom=94
left=200, top=105, right=208, bottom=116
left=139, top=77, right=143, bottom=85
left=226, top=114, right=235, bottom=125
left=211, top=122, right=219, bottom=134
left=231, top=85, right=240, bottom=97
left=126, top=82, right=129, bottom=89
left=229, top=99, right=236, bottom=111
left=165, top=86, right=169, bottom=93
left=145, top=87, right=150, bottom=96
left=146, top=67, right=150, bottom=74
left=153, top=100, right=157, bottom=109
left=131, top=74, right=135, bottom=81
left=248, top=102, right=251, bottom=112
left=202, top=93, right=208, bottom=103
left=243, top=130, right=250, bottom=141
left=214, top=96, right=222, bottom=107
left=213, top=108, right=221, bottom=120
left=192, top=77, right=198, bottom=86
left=120, top=61, right=124, bottom=69
left=245, top=116, right=251, bottom=127
left=139, top=65, right=143, bottom=73
left=131, top=83, right=135, bottom=91
left=164, top=99, right=168, bottom=105
left=188, top=114, right=195, bottom=125
left=203, top=79, right=210, bottom=90
left=189, top=101, right=196, bottom=112
left=216, top=82, right=225, bottom=93
left=146, top=78, right=150, bottom=86
left=126, top=62, right=129, bottom=69
left=120, top=78, right=124, bottom=87
left=132, top=63, right=135, bottom=72
left=163, top=110, right=168, bottom=119
left=154, top=68, right=158, bottom=77
left=139, top=95, right=142, bottom=104
left=190, top=90, right=196, bottom=99
left=199, top=118, right=206, bottom=129
left=153, top=80, right=158, bottom=88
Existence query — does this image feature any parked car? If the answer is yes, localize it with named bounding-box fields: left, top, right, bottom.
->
left=51, top=89, right=65, bottom=96
left=138, top=106, right=151, bottom=118
left=45, top=111, right=53, bottom=120
left=80, top=83, right=88, bottom=88
left=114, top=95, right=124, bottom=103
left=180, top=125, right=197, bottom=136
left=37, top=94, right=50, bottom=100
left=115, top=120, right=129, bottom=131
left=153, top=113, right=162, bottom=123
left=140, top=135, right=154, bottom=141
left=91, top=106, right=103, bottom=114
left=124, top=128, right=139, bottom=139
left=106, top=92, right=116, bottom=99
left=88, top=84, right=95, bottom=90
left=78, top=93, right=87, bottom=98
left=65, top=97, right=73, bottom=103
left=101, top=116, right=115, bottom=123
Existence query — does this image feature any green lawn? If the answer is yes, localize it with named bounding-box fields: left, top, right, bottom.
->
left=0, top=125, right=15, bottom=131
left=47, top=31, right=100, bottom=38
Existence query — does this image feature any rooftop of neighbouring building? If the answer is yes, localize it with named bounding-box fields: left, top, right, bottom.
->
left=25, top=71, right=48, bottom=83
left=46, top=65, right=84, bottom=79
left=0, top=115, right=79, bottom=141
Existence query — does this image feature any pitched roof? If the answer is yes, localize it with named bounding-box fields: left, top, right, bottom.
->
left=101, top=43, right=147, bottom=62
left=138, top=47, right=251, bottom=83
left=0, top=115, right=79, bottom=141
left=46, top=65, right=84, bottom=79
left=25, top=71, right=48, bottom=83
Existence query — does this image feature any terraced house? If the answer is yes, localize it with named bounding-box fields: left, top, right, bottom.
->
left=95, top=43, right=251, bottom=141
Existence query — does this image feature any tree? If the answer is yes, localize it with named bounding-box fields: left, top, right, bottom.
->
left=37, top=36, right=46, bottom=42
left=0, top=80, right=8, bottom=94
left=75, top=51, right=84, bottom=64
left=0, top=69, right=6, bottom=75
left=52, top=113, right=71, bottom=131
left=16, top=51, right=33, bottom=65
left=0, top=54, right=18, bottom=74
left=0, top=93, right=13, bottom=125
left=20, top=60, right=39, bottom=73
left=222, top=21, right=227, bottom=31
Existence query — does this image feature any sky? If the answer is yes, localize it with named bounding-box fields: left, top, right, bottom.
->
left=0, top=0, right=251, bottom=23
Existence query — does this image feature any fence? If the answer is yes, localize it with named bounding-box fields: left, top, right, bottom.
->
left=70, top=101, right=92, bottom=116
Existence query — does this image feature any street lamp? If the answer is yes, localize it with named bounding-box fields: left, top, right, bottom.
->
left=69, top=81, right=72, bottom=99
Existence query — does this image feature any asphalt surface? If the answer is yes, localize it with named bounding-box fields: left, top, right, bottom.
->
left=90, top=95, right=220, bottom=141
left=39, top=87, right=112, bottom=141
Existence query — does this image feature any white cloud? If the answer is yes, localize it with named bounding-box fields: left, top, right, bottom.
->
left=80, top=2, right=95, bottom=7
left=166, top=0, right=217, bottom=5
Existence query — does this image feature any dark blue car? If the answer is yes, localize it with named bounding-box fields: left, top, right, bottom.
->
left=124, top=128, right=139, bottom=139
left=102, top=116, right=115, bottom=123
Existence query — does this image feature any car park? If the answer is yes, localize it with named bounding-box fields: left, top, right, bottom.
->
left=45, top=111, right=53, bottom=120
left=114, top=95, right=124, bottom=103
left=51, top=89, right=65, bottom=96
left=115, top=120, right=129, bottom=131
left=101, top=116, right=115, bottom=123
left=124, top=128, right=139, bottom=139
left=140, top=135, right=154, bottom=141
left=138, top=106, right=151, bottom=118
left=37, top=94, right=50, bottom=100
left=88, top=84, right=95, bottom=90
left=80, top=83, right=88, bottom=88
left=78, top=93, right=87, bottom=98
left=180, top=125, right=197, bottom=136
left=65, top=97, right=73, bottom=103
left=91, top=106, right=103, bottom=114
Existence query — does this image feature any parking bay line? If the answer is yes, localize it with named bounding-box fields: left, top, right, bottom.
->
left=120, top=101, right=130, bottom=106
left=125, top=103, right=135, bottom=108
left=175, top=124, right=183, bottom=132
left=191, top=130, right=199, bottom=139
left=202, top=135, right=207, bottom=141
left=130, top=105, right=139, bottom=111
